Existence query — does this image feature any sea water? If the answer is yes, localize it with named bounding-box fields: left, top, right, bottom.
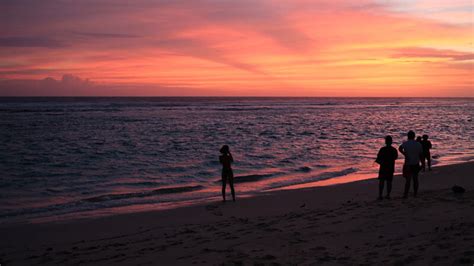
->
left=1, top=97, right=473, bottom=223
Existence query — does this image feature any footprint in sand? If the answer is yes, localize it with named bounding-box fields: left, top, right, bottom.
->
left=205, top=205, right=218, bottom=211
left=181, top=228, right=197, bottom=234
left=238, top=218, right=249, bottom=223
left=437, top=243, right=452, bottom=250
left=212, top=210, right=223, bottom=216
left=457, top=257, right=472, bottom=264
left=260, top=254, right=276, bottom=260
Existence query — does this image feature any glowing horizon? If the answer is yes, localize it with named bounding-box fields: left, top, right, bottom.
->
left=0, top=0, right=472, bottom=96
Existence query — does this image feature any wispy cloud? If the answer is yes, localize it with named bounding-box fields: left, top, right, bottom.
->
left=392, top=47, right=474, bottom=61
left=71, top=31, right=141, bottom=39
left=0, top=37, right=65, bottom=48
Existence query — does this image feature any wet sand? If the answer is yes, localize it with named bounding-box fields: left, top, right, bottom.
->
left=1, top=162, right=473, bottom=265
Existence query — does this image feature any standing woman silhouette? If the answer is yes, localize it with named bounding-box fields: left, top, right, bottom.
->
left=219, top=145, right=235, bottom=202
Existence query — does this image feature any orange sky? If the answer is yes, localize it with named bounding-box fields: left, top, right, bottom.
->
left=0, top=0, right=472, bottom=96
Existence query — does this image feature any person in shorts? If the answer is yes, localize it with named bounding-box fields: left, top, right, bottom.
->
left=399, top=131, right=423, bottom=198
left=375, top=135, right=398, bottom=200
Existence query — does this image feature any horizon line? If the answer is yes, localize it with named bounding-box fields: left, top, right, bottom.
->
left=0, top=96, right=473, bottom=99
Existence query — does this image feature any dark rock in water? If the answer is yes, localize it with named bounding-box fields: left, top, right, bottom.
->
left=452, top=185, right=466, bottom=194
left=298, top=166, right=312, bottom=172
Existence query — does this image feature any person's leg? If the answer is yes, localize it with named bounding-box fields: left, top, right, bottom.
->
left=427, top=153, right=432, bottom=170
left=421, top=156, right=426, bottom=172
left=229, top=177, right=235, bottom=202
left=413, top=170, right=419, bottom=197
left=378, top=179, right=384, bottom=199
left=404, top=176, right=411, bottom=198
left=221, top=173, right=227, bottom=202
left=229, top=170, right=235, bottom=201
left=386, top=179, right=392, bottom=198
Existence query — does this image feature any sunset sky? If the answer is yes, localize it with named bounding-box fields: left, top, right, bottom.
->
left=0, top=0, right=472, bottom=96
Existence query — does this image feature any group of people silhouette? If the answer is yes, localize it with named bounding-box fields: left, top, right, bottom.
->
left=376, top=130, right=432, bottom=200
left=218, top=130, right=433, bottom=203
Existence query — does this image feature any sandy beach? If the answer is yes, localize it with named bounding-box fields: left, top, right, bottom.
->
left=1, top=162, right=473, bottom=265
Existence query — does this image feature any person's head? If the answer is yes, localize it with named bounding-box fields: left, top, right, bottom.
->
left=416, top=136, right=422, bottom=142
left=422, top=134, right=429, bottom=140
left=385, top=135, right=393, bottom=146
left=220, top=145, right=230, bottom=154
left=407, top=130, right=415, bottom=140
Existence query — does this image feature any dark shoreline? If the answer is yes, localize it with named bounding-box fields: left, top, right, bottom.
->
left=1, top=161, right=473, bottom=265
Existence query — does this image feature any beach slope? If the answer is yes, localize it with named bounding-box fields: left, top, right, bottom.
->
left=1, top=162, right=473, bottom=265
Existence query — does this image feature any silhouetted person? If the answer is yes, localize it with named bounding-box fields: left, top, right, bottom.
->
left=219, top=145, right=235, bottom=202
left=416, top=136, right=424, bottom=170
left=399, top=131, right=423, bottom=198
left=375, top=135, right=398, bottom=200
left=421, top=134, right=432, bottom=171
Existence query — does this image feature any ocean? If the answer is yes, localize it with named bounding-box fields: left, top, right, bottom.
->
left=1, top=97, right=473, bottom=224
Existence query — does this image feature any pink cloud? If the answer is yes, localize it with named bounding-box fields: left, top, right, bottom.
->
left=392, top=47, right=474, bottom=61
